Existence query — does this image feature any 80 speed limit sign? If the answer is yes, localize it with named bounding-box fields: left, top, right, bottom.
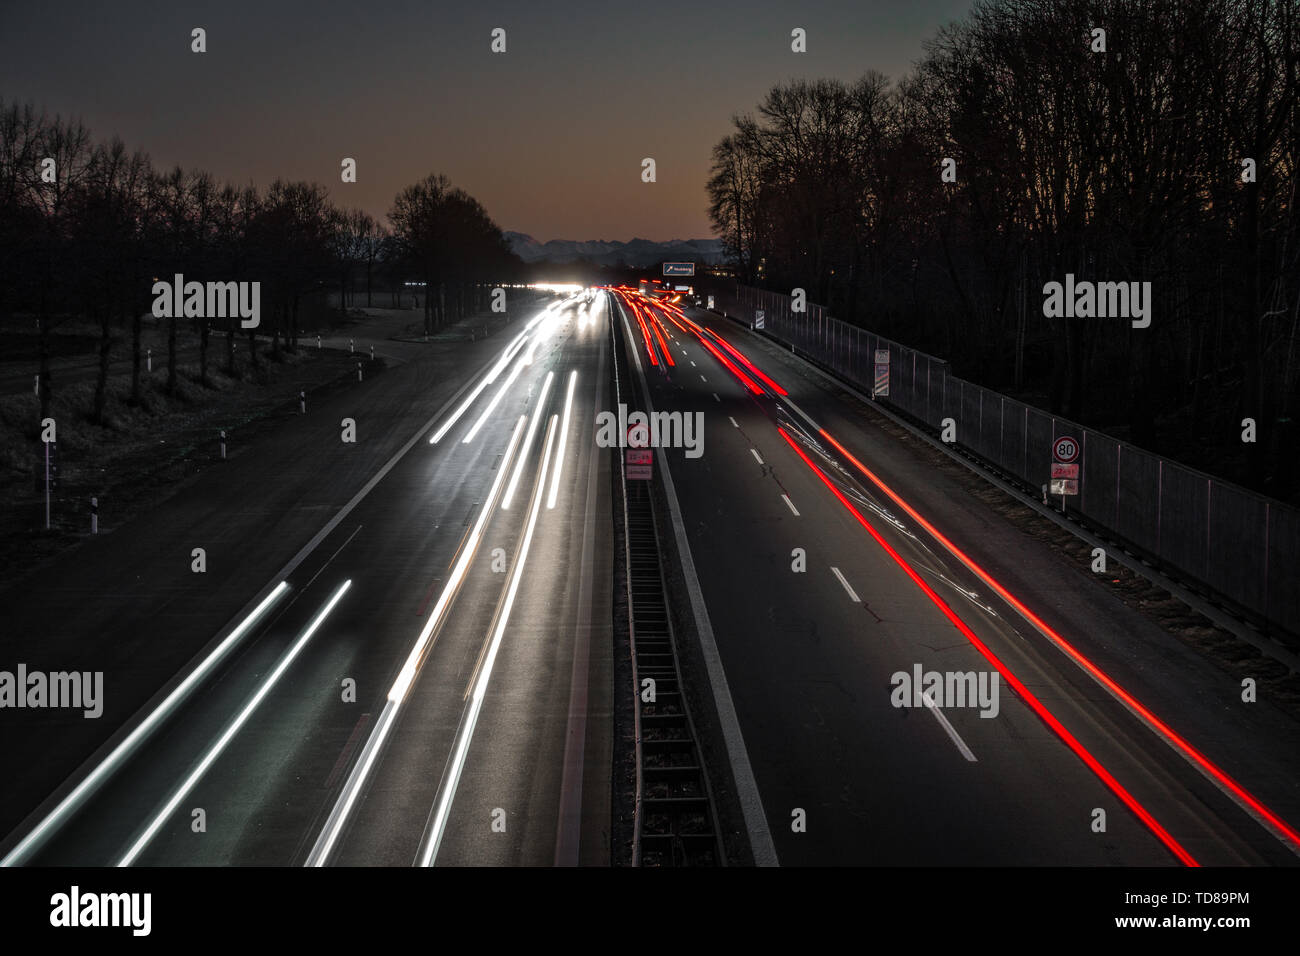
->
left=1053, top=435, right=1080, bottom=463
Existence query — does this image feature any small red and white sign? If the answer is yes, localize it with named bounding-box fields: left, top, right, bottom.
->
left=1053, top=435, right=1080, bottom=463
left=626, top=448, right=653, bottom=466
left=1050, top=463, right=1079, bottom=479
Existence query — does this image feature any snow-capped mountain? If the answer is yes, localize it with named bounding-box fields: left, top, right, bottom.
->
left=505, top=232, right=725, bottom=267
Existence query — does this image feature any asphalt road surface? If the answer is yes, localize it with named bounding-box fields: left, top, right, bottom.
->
left=1, top=295, right=612, bottom=866
left=614, top=290, right=1300, bottom=867
left=3, top=288, right=1298, bottom=868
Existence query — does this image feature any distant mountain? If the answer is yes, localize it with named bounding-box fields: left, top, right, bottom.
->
left=505, top=232, right=725, bottom=267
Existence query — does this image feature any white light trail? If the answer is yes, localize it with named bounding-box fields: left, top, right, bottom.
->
left=1, top=582, right=289, bottom=867
left=417, top=415, right=559, bottom=866
left=429, top=332, right=529, bottom=444
left=463, top=356, right=527, bottom=444
left=501, top=371, right=553, bottom=510
left=118, top=580, right=351, bottom=866
left=305, top=417, right=527, bottom=867
left=547, top=371, right=578, bottom=509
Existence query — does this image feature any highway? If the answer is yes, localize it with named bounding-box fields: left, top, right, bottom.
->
left=1, top=294, right=613, bottom=866
left=3, top=286, right=1298, bottom=868
left=613, top=289, right=1300, bottom=866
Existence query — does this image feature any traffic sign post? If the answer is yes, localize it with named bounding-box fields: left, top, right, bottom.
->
left=755, top=309, right=765, bottom=330
left=1051, top=434, right=1081, bottom=511
left=625, top=447, right=653, bottom=480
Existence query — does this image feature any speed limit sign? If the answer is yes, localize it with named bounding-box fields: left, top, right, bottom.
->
left=1053, top=435, right=1080, bottom=463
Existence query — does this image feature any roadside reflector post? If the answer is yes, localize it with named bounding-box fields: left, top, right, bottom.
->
left=90, top=497, right=98, bottom=535
left=357, top=362, right=363, bottom=382
left=219, top=430, right=227, bottom=460
left=300, top=390, right=306, bottom=414
left=370, top=344, right=374, bottom=361
left=43, top=440, right=51, bottom=530
left=349, top=338, right=354, bottom=354
left=147, top=348, right=152, bottom=372
left=317, top=334, right=321, bottom=349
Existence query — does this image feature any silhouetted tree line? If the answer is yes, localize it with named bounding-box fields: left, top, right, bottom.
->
left=0, top=100, right=522, bottom=424
left=708, top=0, right=1299, bottom=497
left=389, top=173, right=521, bottom=337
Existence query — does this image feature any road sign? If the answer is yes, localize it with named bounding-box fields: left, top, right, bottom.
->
left=755, top=310, right=765, bottom=329
left=706, top=295, right=715, bottom=310
left=626, top=464, right=653, bottom=480
left=1050, top=478, right=1079, bottom=496
left=1053, top=435, right=1081, bottom=463
left=873, top=349, right=889, bottom=397
left=627, top=422, right=649, bottom=448
left=1050, top=463, right=1079, bottom=479
left=626, top=448, right=653, bottom=466
left=663, top=262, right=695, bottom=276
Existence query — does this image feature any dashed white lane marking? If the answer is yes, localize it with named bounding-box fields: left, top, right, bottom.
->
left=830, top=566, right=859, bottom=602
left=700, top=374, right=707, bottom=383
left=782, top=494, right=800, bottom=516
left=751, top=449, right=764, bottom=465
left=690, top=360, right=696, bottom=367
left=921, top=690, right=979, bottom=762
left=729, top=416, right=738, bottom=427
left=713, top=393, right=720, bottom=403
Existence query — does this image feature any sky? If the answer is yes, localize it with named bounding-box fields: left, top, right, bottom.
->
left=1, top=0, right=974, bottom=242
